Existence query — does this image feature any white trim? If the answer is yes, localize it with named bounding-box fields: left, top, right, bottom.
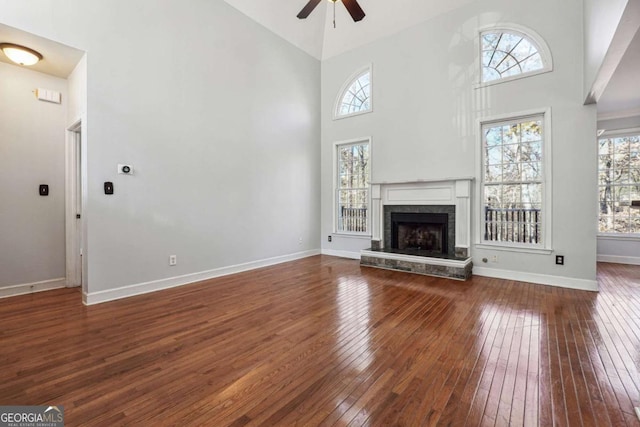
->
left=0, top=278, right=66, bottom=299
left=475, top=107, right=553, bottom=251
left=598, top=127, right=640, bottom=139
left=371, top=177, right=475, bottom=185
left=597, top=254, right=640, bottom=265
left=597, top=233, right=640, bottom=242
left=333, top=137, right=372, bottom=234
left=322, top=249, right=362, bottom=260
left=84, top=250, right=320, bottom=305
left=597, top=107, right=640, bottom=121
left=332, top=233, right=372, bottom=239
left=333, top=64, right=373, bottom=120
left=472, top=266, right=598, bottom=291
left=475, top=243, right=553, bottom=255
left=65, top=117, right=83, bottom=289
left=476, top=23, right=554, bottom=88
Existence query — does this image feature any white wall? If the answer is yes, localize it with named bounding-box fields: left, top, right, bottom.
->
left=583, top=0, right=629, bottom=101
left=596, top=114, right=640, bottom=265
left=0, top=62, right=67, bottom=288
left=0, top=0, right=321, bottom=301
left=321, top=0, right=598, bottom=289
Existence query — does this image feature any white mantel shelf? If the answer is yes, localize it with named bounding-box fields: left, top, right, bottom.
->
left=370, top=177, right=475, bottom=185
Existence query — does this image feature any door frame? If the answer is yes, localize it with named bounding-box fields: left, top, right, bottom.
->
left=65, top=117, right=86, bottom=292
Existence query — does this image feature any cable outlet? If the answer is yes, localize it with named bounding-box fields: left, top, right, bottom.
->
left=169, top=255, right=177, bottom=266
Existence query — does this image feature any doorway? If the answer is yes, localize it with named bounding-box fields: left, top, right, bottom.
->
left=66, top=120, right=84, bottom=292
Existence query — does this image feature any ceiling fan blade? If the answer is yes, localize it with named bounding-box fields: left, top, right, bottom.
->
left=342, top=0, right=366, bottom=22
left=297, top=0, right=322, bottom=19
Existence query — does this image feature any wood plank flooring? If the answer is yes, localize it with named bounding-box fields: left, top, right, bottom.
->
left=1, top=256, right=639, bottom=426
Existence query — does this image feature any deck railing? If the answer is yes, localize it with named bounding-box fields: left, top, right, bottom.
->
left=339, top=207, right=368, bottom=233
left=484, top=207, right=541, bottom=244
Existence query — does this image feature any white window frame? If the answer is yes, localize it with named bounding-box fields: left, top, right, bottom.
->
left=333, top=137, right=372, bottom=236
left=597, top=127, right=640, bottom=238
left=476, top=108, right=553, bottom=253
left=333, top=64, right=373, bottom=120
left=476, top=23, right=553, bottom=88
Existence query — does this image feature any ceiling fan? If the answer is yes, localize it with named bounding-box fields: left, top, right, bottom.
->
left=297, top=0, right=366, bottom=23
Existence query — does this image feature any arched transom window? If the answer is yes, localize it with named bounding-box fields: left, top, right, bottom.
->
left=481, top=27, right=551, bottom=84
left=335, top=67, right=371, bottom=118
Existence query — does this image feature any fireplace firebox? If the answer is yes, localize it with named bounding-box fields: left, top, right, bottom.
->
left=391, top=212, right=448, bottom=255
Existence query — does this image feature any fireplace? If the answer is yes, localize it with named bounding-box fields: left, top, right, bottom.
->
left=384, top=205, right=456, bottom=258
left=391, top=212, right=448, bottom=255
left=361, top=179, right=472, bottom=280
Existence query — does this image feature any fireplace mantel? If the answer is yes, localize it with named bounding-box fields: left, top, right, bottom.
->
left=362, top=178, right=473, bottom=280
left=370, top=178, right=473, bottom=256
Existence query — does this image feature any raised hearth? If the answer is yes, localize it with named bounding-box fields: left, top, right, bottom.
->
left=361, top=249, right=472, bottom=281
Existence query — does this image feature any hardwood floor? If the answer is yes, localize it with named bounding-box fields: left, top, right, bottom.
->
left=1, top=256, right=639, bottom=426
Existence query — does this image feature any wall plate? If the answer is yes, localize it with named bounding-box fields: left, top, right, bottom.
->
left=118, top=164, right=133, bottom=175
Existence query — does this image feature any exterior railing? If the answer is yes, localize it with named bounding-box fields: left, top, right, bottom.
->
left=484, top=207, right=541, bottom=244
left=339, top=207, right=368, bottom=233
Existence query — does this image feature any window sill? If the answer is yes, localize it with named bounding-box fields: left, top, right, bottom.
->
left=473, top=68, right=552, bottom=89
left=475, top=243, right=553, bottom=255
left=333, top=233, right=372, bottom=239
left=333, top=109, right=373, bottom=121
left=597, top=233, right=640, bottom=242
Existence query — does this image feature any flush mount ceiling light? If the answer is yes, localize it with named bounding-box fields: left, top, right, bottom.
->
left=0, top=43, right=43, bottom=66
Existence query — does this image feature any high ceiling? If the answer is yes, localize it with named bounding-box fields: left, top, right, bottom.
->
left=0, top=1, right=637, bottom=118
left=222, top=0, right=475, bottom=60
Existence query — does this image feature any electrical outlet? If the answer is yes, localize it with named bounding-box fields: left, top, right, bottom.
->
left=556, top=255, right=564, bottom=265
left=298, top=237, right=303, bottom=245
left=328, top=235, right=332, bottom=242
left=491, top=255, right=498, bottom=263
left=169, top=255, right=177, bottom=266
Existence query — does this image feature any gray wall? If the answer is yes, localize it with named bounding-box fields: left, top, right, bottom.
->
left=1, top=0, right=321, bottom=297
left=321, top=0, right=598, bottom=287
left=597, top=114, right=640, bottom=264
left=583, top=0, right=628, bottom=101
left=0, top=62, right=67, bottom=287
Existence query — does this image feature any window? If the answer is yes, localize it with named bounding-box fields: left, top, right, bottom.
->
left=482, top=114, right=546, bottom=246
left=335, top=67, right=372, bottom=118
left=336, top=140, right=370, bottom=234
left=480, top=26, right=552, bottom=84
left=598, top=132, right=640, bottom=233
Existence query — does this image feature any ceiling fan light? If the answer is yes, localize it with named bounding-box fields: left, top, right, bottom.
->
left=0, top=43, right=43, bottom=66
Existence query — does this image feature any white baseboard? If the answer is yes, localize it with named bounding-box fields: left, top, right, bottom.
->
left=84, top=249, right=320, bottom=305
left=597, top=254, right=640, bottom=265
left=321, top=249, right=361, bottom=260
left=473, top=266, right=598, bottom=292
left=0, top=278, right=66, bottom=299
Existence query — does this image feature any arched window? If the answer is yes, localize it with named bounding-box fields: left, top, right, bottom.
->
left=335, top=66, right=372, bottom=119
left=480, top=26, right=552, bottom=84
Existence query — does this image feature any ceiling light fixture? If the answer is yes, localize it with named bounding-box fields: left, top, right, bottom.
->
left=0, top=43, right=43, bottom=66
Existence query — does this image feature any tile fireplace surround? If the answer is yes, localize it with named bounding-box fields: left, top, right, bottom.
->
left=360, top=178, right=473, bottom=280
